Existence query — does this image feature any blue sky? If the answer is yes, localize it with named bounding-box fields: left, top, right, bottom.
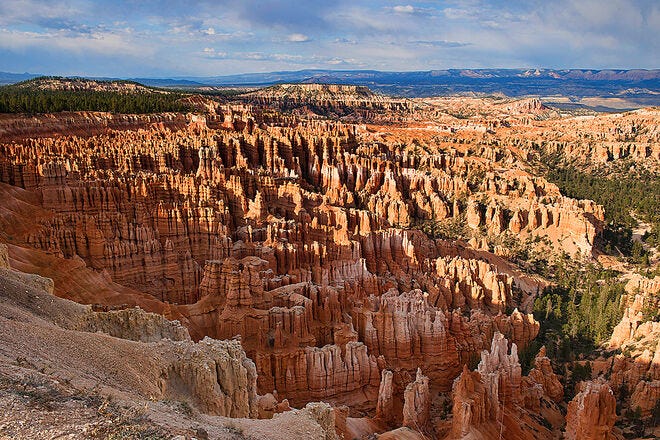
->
left=0, top=0, right=658, bottom=77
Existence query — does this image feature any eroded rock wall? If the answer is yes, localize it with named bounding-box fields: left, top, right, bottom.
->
left=0, top=100, right=629, bottom=434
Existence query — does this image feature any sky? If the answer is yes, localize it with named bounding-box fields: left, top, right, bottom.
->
left=0, top=0, right=658, bottom=77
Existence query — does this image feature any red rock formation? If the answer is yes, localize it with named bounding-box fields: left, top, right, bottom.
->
left=630, top=380, right=660, bottom=418
left=450, top=365, right=488, bottom=438
left=565, top=379, right=617, bottom=440
left=0, top=111, right=191, bottom=142
left=605, top=274, right=660, bottom=420
left=375, top=369, right=395, bottom=424
left=447, top=333, right=560, bottom=440
left=402, top=368, right=430, bottom=430
left=0, top=243, right=8, bottom=269
left=609, top=275, right=660, bottom=348
left=355, top=288, right=538, bottom=391
left=476, top=332, right=522, bottom=413
left=163, top=338, right=260, bottom=417
left=242, top=83, right=414, bottom=120
left=527, top=346, right=564, bottom=403
left=0, top=96, right=637, bottom=437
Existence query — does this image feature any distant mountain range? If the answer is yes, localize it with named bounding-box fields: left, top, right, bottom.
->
left=125, top=69, right=660, bottom=108
left=0, top=71, right=43, bottom=85
left=2, top=69, right=659, bottom=107
left=167, top=68, right=660, bottom=86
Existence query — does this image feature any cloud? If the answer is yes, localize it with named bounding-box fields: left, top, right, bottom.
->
left=201, top=51, right=304, bottom=62
left=216, top=31, right=254, bottom=41
left=333, top=37, right=357, bottom=45
left=393, top=5, right=415, bottom=14
left=0, top=27, right=147, bottom=57
left=201, top=47, right=228, bottom=58
left=442, top=7, right=473, bottom=20
left=230, top=0, right=336, bottom=32
left=0, top=0, right=656, bottom=76
left=0, top=0, right=86, bottom=26
left=199, top=50, right=363, bottom=67
left=411, top=40, right=470, bottom=48
left=327, top=57, right=363, bottom=66
left=388, top=4, right=437, bottom=17
left=287, top=33, right=309, bottom=42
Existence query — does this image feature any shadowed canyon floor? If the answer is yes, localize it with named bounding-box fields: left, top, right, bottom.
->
left=0, top=87, right=658, bottom=439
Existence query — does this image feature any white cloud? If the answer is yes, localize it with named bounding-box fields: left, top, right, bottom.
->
left=213, top=31, right=254, bottom=41
left=333, top=37, right=357, bottom=45
left=287, top=33, right=310, bottom=42
left=201, top=48, right=228, bottom=58
left=393, top=5, right=415, bottom=14
left=0, top=27, right=148, bottom=57
left=442, top=7, right=475, bottom=20
left=327, top=57, right=362, bottom=66
left=0, top=0, right=84, bottom=26
left=0, top=0, right=657, bottom=75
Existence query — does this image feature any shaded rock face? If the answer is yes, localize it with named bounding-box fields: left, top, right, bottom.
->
left=0, top=243, right=9, bottom=269
left=402, top=368, right=430, bottom=429
left=0, top=262, right=261, bottom=423
left=565, top=380, right=617, bottom=440
left=630, top=380, right=660, bottom=418
left=606, top=274, right=660, bottom=418
left=448, top=333, right=563, bottom=440
left=161, top=337, right=259, bottom=418
left=80, top=307, right=191, bottom=343
left=527, top=346, right=563, bottom=403
left=376, top=369, right=395, bottom=423
left=451, top=365, right=488, bottom=438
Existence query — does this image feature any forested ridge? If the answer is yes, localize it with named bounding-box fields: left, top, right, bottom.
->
left=539, top=152, right=660, bottom=259
left=0, top=77, right=193, bottom=114
left=515, top=146, right=659, bottom=393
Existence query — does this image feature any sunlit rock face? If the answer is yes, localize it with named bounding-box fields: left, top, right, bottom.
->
left=447, top=333, right=564, bottom=440
left=565, top=380, right=617, bottom=440
left=2, top=94, right=654, bottom=439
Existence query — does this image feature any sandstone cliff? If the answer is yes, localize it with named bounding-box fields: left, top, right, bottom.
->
left=0, top=255, right=339, bottom=438
left=604, top=274, right=660, bottom=420
left=447, top=333, right=563, bottom=440
left=0, top=96, right=650, bottom=438
left=565, top=379, right=617, bottom=440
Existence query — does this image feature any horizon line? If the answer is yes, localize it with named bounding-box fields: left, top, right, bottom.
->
left=2, top=67, right=660, bottom=80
